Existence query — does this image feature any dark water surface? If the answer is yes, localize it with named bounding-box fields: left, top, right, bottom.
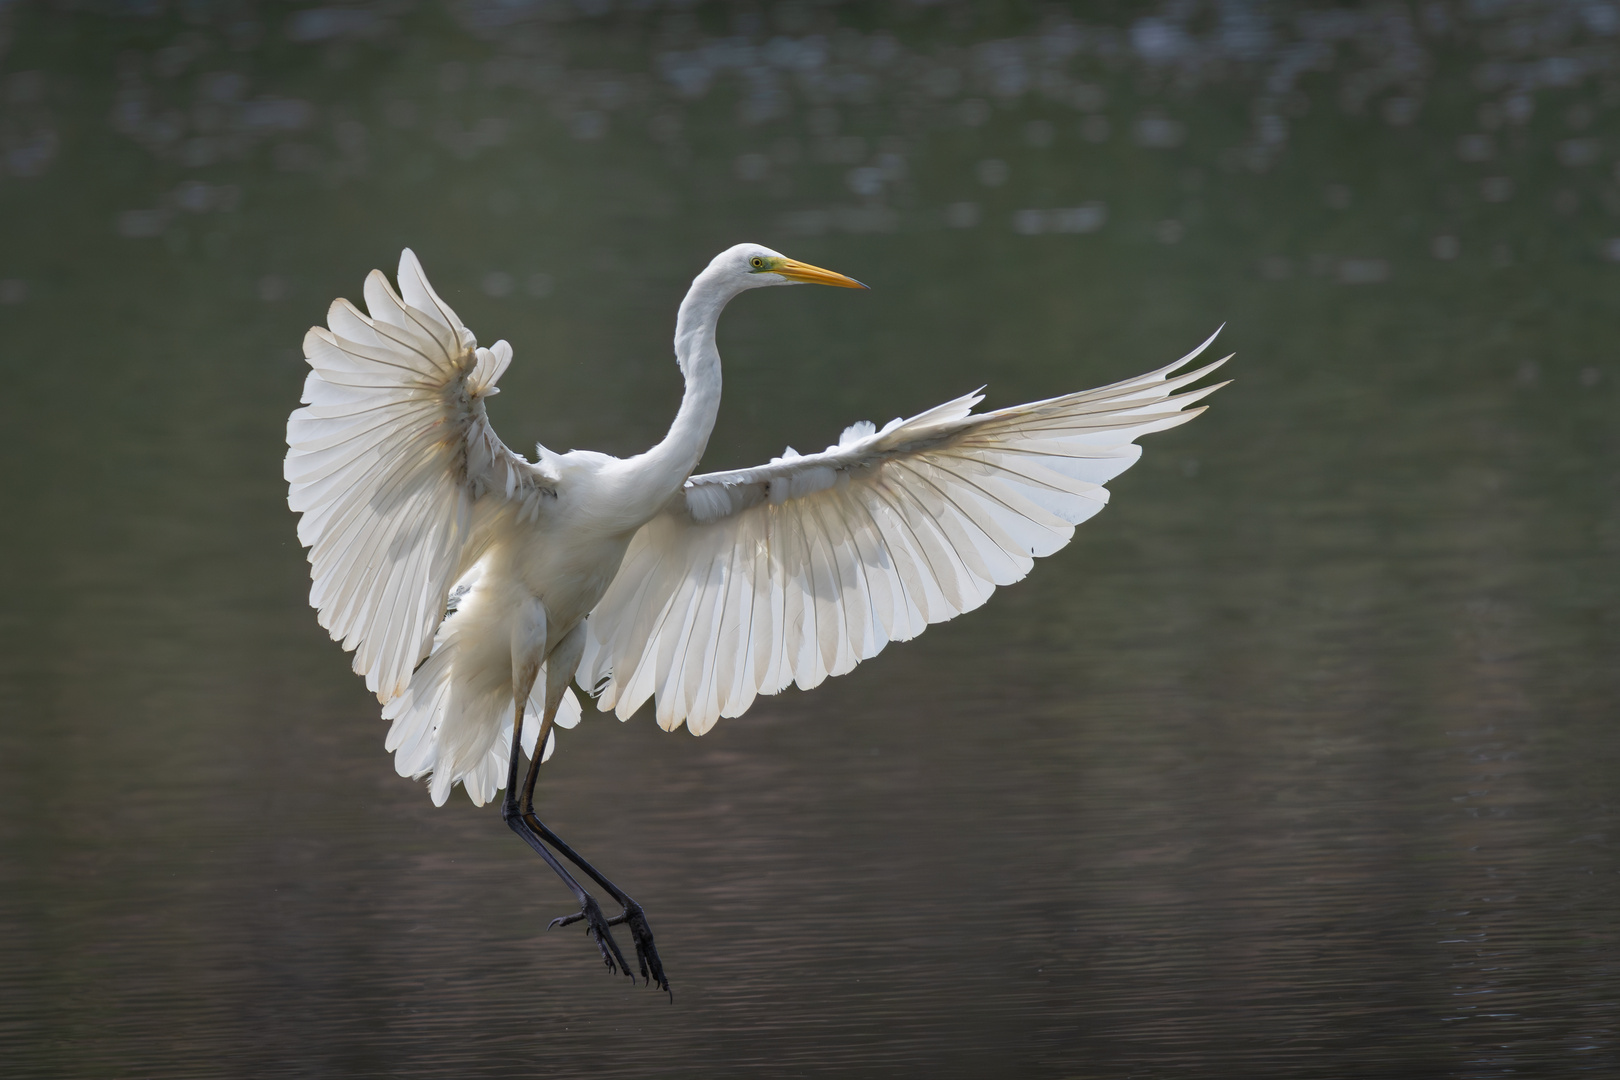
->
left=2, top=2, right=1618, bottom=1076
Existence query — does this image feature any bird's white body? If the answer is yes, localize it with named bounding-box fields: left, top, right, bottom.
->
left=286, top=244, right=1228, bottom=810
left=456, top=255, right=739, bottom=654
left=477, top=454, right=640, bottom=649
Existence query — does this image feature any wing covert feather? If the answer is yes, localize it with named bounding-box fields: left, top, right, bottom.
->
left=580, top=331, right=1231, bottom=735
left=285, top=249, right=555, bottom=701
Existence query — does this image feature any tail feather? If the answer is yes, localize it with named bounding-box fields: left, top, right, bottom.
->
left=383, top=606, right=584, bottom=807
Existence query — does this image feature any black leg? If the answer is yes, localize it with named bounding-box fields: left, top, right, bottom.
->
left=520, top=732, right=671, bottom=997
left=500, top=714, right=634, bottom=980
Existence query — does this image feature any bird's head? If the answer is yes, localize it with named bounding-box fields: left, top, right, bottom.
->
left=709, top=243, right=868, bottom=291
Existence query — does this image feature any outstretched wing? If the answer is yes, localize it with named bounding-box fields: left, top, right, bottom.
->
left=285, top=249, right=556, bottom=702
left=579, top=331, right=1230, bottom=736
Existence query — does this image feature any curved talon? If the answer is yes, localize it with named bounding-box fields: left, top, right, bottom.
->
left=549, top=911, right=585, bottom=930
left=595, top=941, right=622, bottom=975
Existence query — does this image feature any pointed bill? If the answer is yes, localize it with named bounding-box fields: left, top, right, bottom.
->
left=774, top=258, right=868, bottom=289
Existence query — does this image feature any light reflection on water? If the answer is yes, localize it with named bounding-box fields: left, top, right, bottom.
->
left=1, top=2, right=1618, bottom=1077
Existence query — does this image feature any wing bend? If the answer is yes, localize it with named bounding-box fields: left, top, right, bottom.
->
left=580, top=330, right=1230, bottom=735
left=285, top=249, right=554, bottom=701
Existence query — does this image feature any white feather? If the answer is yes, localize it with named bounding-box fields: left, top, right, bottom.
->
left=286, top=250, right=559, bottom=703
left=580, top=333, right=1230, bottom=737
left=288, top=245, right=1227, bottom=817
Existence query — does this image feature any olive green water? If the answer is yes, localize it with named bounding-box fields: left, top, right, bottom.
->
left=1, top=2, right=1617, bottom=1076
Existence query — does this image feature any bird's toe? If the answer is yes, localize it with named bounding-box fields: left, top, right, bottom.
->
left=550, top=896, right=635, bottom=979
left=617, top=901, right=670, bottom=995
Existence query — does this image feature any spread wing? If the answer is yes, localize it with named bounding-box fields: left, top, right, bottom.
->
left=284, top=249, right=557, bottom=702
left=579, top=330, right=1230, bottom=735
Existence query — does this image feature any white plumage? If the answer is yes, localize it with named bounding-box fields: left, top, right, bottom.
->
left=286, top=252, right=556, bottom=703
left=286, top=250, right=576, bottom=805
left=580, top=349, right=1225, bottom=735
left=286, top=245, right=1228, bottom=808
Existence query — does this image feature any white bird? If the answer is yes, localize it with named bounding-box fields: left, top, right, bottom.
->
left=284, top=244, right=1228, bottom=991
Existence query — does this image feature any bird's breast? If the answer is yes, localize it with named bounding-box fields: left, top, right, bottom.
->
left=496, top=518, right=636, bottom=636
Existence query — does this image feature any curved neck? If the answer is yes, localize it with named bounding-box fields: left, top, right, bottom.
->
left=620, top=266, right=739, bottom=515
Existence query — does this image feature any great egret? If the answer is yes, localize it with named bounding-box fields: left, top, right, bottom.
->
left=284, top=244, right=1228, bottom=992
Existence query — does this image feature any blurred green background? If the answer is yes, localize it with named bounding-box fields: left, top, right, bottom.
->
left=1, top=1, right=1616, bottom=1076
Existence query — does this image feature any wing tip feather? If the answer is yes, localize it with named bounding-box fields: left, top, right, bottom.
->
left=1162, top=324, right=1225, bottom=377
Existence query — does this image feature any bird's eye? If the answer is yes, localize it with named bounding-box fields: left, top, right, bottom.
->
left=750, top=256, right=765, bottom=270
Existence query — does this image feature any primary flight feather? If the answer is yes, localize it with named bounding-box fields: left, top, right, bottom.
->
left=285, top=243, right=1228, bottom=989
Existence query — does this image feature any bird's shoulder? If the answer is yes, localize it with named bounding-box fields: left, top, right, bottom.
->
left=553, top=447, right=620, bottom=478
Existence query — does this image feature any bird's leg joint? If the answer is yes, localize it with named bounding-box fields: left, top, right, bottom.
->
left=520, top=809, right=668, bottom=992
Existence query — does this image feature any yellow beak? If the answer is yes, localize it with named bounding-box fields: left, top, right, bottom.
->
left=774, top=258, right=868, bottom=289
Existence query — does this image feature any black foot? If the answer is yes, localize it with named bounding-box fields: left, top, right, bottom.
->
left=608, top=897, right=670, bottom=997
left=550, top=893, right=634, bottom=979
